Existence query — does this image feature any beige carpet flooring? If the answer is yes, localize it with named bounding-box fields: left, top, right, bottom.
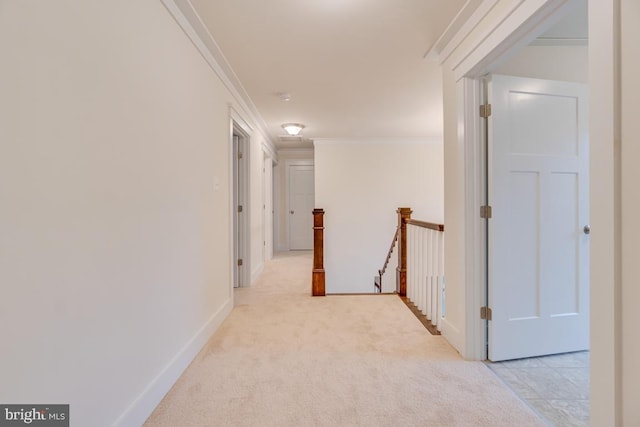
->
left=144, top=251, right=546, bottom=427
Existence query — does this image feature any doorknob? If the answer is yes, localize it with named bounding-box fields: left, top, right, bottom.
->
left=290, top=210, right=294, bottom=214
left=583, top=225, right=590, bottom=235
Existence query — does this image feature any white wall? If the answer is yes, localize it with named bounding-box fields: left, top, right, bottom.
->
left=495, top=45, right=588, bottom=83
left=314, top=139, right=444, bottom=294
left=0, top=1, right=270, bottom=425
left=620, top=1, right=640, bottom=424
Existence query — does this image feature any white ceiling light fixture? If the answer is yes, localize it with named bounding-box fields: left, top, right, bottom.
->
left=282, top=123, right=305, bottom=136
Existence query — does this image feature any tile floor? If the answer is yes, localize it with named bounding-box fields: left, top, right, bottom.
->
left=487, top=351, right=590, bottom=427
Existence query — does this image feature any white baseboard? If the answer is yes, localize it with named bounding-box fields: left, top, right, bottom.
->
left=441, top=317, right=467, bottom=358
left=113, top=298, right=233, bottom=427
left=251, top=262, right=264, bottom=284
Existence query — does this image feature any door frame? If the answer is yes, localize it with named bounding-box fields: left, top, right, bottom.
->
left=453, top=0, right=585, bottom=360
left=263, top=152, right=274, bottom=261
left=284, top=159, right=314, bottom=251
left=230, top=109, right=252, bottom=288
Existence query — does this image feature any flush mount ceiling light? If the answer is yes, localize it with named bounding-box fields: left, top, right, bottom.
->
left=282, top=123, right=305, bottom=136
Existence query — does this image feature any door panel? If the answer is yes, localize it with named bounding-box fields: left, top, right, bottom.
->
left=488, top=75, right=589, bottom=361
left=505, top=171, right=539, bottom=321
left=289, top=165, right=314, bottom=250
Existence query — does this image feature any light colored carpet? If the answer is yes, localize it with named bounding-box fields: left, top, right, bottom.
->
left=145, top=251, right=546, bottom=427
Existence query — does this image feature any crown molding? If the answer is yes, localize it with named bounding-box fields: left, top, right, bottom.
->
left=161, top=0, right=277, bottom=155
left=424, top=0, right=496, bottom=63
left=312, top=137, right=442, bottom=146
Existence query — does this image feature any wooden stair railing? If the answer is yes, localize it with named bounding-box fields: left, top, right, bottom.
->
left=374, top=207, right=412, bottom=294
left=404, top=217, right=445, bottom=334
left=396, top=207, right=412, bottom=296
left=375, top=207, right=445, bottom=334
left=407, top=219, right=445, bottom=232
left=374, top=227, right=399, bottom=293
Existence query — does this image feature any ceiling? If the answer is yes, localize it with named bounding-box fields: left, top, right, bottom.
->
left=189, top=0, right=467, bottom=148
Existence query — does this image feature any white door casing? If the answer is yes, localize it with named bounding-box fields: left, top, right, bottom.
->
left=263, top=155, right=274, bottom=261
left=488, top=75, right=589, bottom=361
left=232, top=133, right=244, bottom=288
left=232, top=126, right=251, bottom=288
left=288, top=165, right=314, bottom=250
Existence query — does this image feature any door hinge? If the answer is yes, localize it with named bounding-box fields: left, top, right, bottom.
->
left=238, top=152, right=243, bottom=159
left=481, top=306, right=492, bottom=320
left=480, top=205, right=493, bottom=219
left=238, top=205, right=243, bottom=213
left=237, top=259, right=243, bottom=266
left=480, top=103, right=492, bottom=118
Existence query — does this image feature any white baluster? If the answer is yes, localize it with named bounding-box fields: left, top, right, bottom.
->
left=436, top=231, right=444, bottom=331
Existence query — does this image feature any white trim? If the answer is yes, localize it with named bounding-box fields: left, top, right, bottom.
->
left=439, top=0, right=579, bottom=81
left=277, top=148, right=315, bottom=157
left=458, top=0, right=576, bottom=80
left=441, top=318, right=464, bottom=353
left=161, top=0, right=276, bottom=155
left=459, top=77, right=488, bottom=361
left=251, top=263, right=264, bottom=285
left=530, top=36, right=588, bottom=46
left=426, top=0, right=500, bottom=63
left=230, top=105, right=253, bottom=135
left=231, top=118, right=251, bottom=288
left=113, top=298, right=233, bottom=427
left=262, top=154, right=274, bottom=261
left=262, top=141, right=277, bottom=163
left=312, top=137, right=441, bottom=146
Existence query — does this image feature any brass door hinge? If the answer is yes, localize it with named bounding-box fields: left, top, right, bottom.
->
left=481, top=306, right=492, bottom=320
left=237, top=259, right=243, bottom=266
left=480, top=104, right=492, bottom=118
left=480, top=205, right=493, bottom=219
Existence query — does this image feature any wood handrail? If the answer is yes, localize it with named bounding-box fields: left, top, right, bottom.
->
left=378, top=227, right=399, bottom=278
left=375, top=208, right=445, bottom=294
left=407, top=219, right=445, bottom=232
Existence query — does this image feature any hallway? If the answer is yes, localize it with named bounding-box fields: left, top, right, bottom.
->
left=145, top=252, right=545, bottom=426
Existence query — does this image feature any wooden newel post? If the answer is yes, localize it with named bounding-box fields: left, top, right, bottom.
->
left=396, top=207, right=412, bottom=296
left=312, top=208, right=326, bottom=296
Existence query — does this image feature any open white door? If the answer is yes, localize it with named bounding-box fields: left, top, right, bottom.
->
left=488, top=75, right=589, bottom=361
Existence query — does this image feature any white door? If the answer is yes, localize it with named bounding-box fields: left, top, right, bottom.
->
left=488, top=75, right=589, bottom=361
left=289, top=165, right=314, bottom=250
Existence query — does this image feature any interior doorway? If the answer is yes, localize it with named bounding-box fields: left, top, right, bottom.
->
left=263, top=153, right=274, bottom=261
left=286, top=161, right=314, bottom=250
left=458, top=1, right=591, bottom=424
left=459, top=0, right=590, bottom=363
left=232, top=124, right=250, bottom=288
